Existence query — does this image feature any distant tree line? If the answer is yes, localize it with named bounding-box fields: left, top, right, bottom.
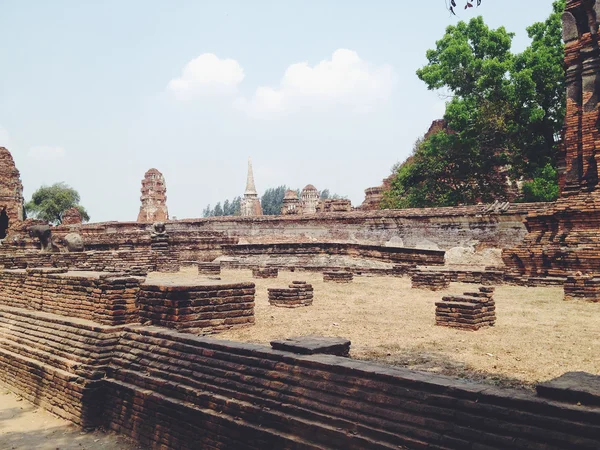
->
left=202, top=185, right=346, bottom=217
left=202, top=196, right=241, bottom=217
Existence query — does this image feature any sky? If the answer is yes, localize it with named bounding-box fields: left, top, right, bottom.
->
left=0, top=0, right=558, bottom=222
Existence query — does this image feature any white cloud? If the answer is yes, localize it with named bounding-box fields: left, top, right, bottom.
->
left=167, top=53, right=245, bottom=99
left=28, top=146, right=66, bottom=161
left=239, top=49, right=396, bottom=116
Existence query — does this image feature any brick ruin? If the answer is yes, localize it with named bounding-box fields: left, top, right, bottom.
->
left=252, top=266, right=278, bottom=278
left=137, top=168, right=168, bottom=223
left=503, top=1, right=600, bottom=292
left=435, top=286, right=496, bottom=331
left=0, top=147, right=24, bottom=228
left=268, top=281, right=314, bottom=307
left=61, top=207, right=83, bottom=225
left=323, top=271, right=353, bottom=283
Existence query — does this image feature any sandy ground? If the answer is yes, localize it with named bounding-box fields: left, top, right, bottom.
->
left=150, top=268, right=600, bottom=389
left=0, top=390, right=137, bottom=450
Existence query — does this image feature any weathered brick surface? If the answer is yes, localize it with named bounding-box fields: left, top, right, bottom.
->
left=0, top=310, right=600, bottom=449
left=323, top=271, right=353, bottom=283
left=225, top=242, right=445, bottom=265
left=503, top=1, right=600, bottom=280
left=101, top=326, right=600, bottom=450
left=436, top=286, right=496, bottom=330
left=137, top=280, right=255, bottom=333
left=197, top=262, right=221, bottom=275
left=0, top=306, right=121, bottom=426
left=0, top=269, right=143, bottom=325
left=411, top=271, right=450, bottom=291
left=252, top=267, right=278, bottom=278
left=0, top=147, right=24, bottom=223
left=268, top=281, right=314, bottom=308
left=137, top=168, right=168, bottom=223
left=564, top=274, right=600, bottom=302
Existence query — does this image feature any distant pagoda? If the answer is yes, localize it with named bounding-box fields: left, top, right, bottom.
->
left=240, top=158, right=263, bottom=217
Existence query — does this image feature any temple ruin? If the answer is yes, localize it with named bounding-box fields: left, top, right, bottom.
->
left=240, top=158, right=263, bottom=216
left=0, top=147, right=24, bottom=225
left=503, top=0, right=600, bottom=286
left=137, top=168, right=168, bottom=223
left=0, top=3, right=599, bottom=448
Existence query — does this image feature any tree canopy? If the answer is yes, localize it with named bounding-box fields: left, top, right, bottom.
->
left=25, top=183, right=90, bottom=225
left=383, top=1, right=565, bottom=209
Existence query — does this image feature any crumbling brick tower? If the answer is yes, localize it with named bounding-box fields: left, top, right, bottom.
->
left=137, top=168, right=169, bottom=223
left=0, top=147, right=24, bottom=224
left=503, top=0, right=600, bottom=276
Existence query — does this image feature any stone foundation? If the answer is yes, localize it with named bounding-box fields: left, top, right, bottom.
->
left=137, top=280, right=255, bottom=334
left=323, top=271, right=353, bottom=283
left=268, top=281, right=314, bottom=308
left=564, top=275, right=600, bottom=302
left=436, top=287, right=496, bottom=331
left=411, top=271, right=450, bottom=291
left=197, top=262, right=221, bottom=276
left=0, top=268, right=143, bottom=325
left=252, top=267, right=278, bottom=279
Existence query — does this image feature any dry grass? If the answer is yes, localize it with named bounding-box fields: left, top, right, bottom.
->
left=149, top=268, right=600, bottom=389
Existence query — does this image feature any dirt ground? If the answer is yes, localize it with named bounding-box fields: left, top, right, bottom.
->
left=150, top=268, right=600, bottom=389
left=0, top=389, right=137, bottom=450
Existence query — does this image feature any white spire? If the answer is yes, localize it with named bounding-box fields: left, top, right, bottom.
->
left=245, top=157, right=257, bottom=195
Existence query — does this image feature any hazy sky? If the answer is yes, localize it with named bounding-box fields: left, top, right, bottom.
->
left=0, top=1, right=558, bottom=222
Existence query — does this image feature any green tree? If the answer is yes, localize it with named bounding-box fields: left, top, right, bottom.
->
left=213, top=202, right=223, bottom=217
left=261, top=186, right=288, bottom=215
left=520, top=163, right=560, bottom=202
left=25, top=182, right=90, bottom=225
left=384, top=2, right=565, bottom=208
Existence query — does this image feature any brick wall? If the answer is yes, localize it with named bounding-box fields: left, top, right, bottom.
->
left=0, top=269, right=143, bottom=325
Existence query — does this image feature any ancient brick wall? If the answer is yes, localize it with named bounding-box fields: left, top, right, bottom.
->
left=137, top=280, right=255, bottom=333
left=223, top=242, right=445, bottom=265
left=0, top=311, right=599, bottom=448
left=0, top=147, right=24, bottom=224
left=0, top=306, right=120, bottom=426
left=100, top=326, right=600, bottom=449
left=0, top=269, right=143, bottom=325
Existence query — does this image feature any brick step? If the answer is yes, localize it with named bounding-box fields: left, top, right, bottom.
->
left=106, top=375, right=427, bottom=450
left=105, top=379, right=324, bottom=450
left=111, top=336, right=600, bottom=449
left=0, top=320, right=117, bottom=359
left=119, top=329, right=600, bottom=443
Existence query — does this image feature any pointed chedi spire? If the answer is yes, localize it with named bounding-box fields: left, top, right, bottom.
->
left=245, top=157, right=257, bottom=195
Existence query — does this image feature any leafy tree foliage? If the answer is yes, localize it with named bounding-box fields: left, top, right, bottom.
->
left=203, top=196, right=241, bottom=217
left=261, top=186, right=288, bottom=216
left=320, top=189, right=347, bottom=200
left=384, top=1, right=564, bottom=208
left=520, top=164, right=560, bottom=203
left=25, top=182, right=90, bottom=225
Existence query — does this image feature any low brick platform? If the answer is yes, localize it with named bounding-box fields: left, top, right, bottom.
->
left=252, top=267, right=278, bottom=279
left=268, top=281, right=313, bottom=308
left=411, top=271, right=450, bottom=291
left=137, top=280, right=255, bottom=334
left=564, top=275, right=600, bottom=302
left=323, top=271, right=353, bottom=283
left=0, top=268, right=143, bottom=325
left=435, top=286, right=496, bottom=331
left=197, top=262, right=221, bottom=276
left=271, top=336, right=351, bottom=356
left=0, top=305, right=121, bottom=426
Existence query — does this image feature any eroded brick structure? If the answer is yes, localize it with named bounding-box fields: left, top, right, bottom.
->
left=0, top=147, right=24, bottom=225
left=300, top=184, right=319, bottom=214
left=137, top=168, right=168, bottom=223
left=436, top=286, right=496, bottom=330
left=503, top=1, right=600, bottom=283
left=61, top=207, right=83, bottom=225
